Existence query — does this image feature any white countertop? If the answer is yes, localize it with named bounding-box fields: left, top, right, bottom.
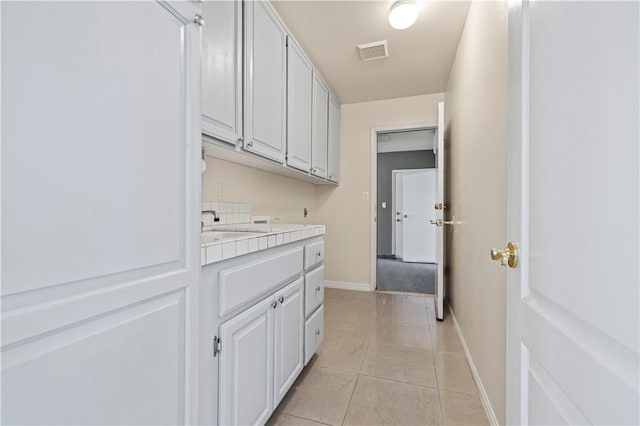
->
left=200, top=223, right=325, bottom=266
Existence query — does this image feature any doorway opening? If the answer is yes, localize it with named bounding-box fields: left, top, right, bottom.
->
left=374, top=129, right=437, bottom=294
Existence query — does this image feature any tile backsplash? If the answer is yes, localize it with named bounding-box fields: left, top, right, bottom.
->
left=202, top=201, right=251, bottom=226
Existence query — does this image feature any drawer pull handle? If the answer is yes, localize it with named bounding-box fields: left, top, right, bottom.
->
left=316, top=286, right=321, bottom=292
left=271, top=301, right=278, bottom=309
left=315, top=329, right=321, bottom=336
left=278, top=296, right=285, bottom=304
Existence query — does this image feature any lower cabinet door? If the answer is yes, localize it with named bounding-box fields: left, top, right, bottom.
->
left=304, top=305, right=324, bottom=365
left=219, top=296, right=275, bottom=426
left=273, top=277, right=304, bottom=407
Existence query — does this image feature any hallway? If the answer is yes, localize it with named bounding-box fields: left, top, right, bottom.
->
left=268, top=289, right=488, bottom=425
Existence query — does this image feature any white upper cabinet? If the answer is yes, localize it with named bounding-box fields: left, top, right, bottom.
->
left=201, top=0, right=242, bottom=145
left=202, top=0, right=341, bottom=184
left=1, top=1, right=201, bottom=424
left=327, top=94, right=341, bottom=183
left=244, top=0, right=287, bottom=163
left=311, top=73, right=329, bottom=179
left=286, top=38, right=313, bottom=173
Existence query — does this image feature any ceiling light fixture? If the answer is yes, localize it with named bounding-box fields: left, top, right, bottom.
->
left=388, top=0, right=418, bottom=30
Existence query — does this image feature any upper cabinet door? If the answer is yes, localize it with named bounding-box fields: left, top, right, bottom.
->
left=311, top=74, right=329, bottom=178
left=286, top=38, right=313, bottom=173
left=327, top=94, right=341, bottom=183
left=1, top=1, right=201, bottom=424
left=201, top=0, right=242, bottom=145
left=244, top=0, right=287, bottom=163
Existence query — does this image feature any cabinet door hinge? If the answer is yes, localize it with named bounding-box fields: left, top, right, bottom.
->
left=213, top=336, right=222, bottom=357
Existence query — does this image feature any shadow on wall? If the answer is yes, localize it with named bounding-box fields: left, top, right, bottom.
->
left=443, top=119, right=455, bottom=305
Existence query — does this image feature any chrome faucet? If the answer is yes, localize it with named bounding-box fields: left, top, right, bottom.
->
left=201, top=210, right=220, bottom=233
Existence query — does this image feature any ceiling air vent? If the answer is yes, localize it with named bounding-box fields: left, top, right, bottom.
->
left=357, top=40, right=389, bottom=61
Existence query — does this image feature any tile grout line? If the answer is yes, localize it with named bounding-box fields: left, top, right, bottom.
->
left=278, top=411, right=333, bottom=426
left=356, top=372, right=440, bottom=391
left=339, top=296, right=382, bottom=426
left=340, top=372, right=361, bottom=426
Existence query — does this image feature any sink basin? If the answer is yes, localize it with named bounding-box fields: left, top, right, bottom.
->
left=201, top=230, right=267, bottom=245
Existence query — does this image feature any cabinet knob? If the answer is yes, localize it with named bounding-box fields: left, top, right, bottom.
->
left=278, top=296, right=285, bottom=304
left=246, top=140, right=253, bottom=148
left=316, top=286, right=321, bottom=292
left=271, top=301, right=278, bottom=309
left=238, top=137, right=244, bottom=143
left=316, top=251, right=321, bottom=257
left=315, top=329, right=321, bottom=336
left=193, top=14, right=204, bottom=26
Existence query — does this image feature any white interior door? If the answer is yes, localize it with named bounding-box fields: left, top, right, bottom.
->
left=435, top=102, right=446, bottom=320
left=401, top=169, right=437, bottom=263
left=506, top=1, right=639, bottom=424
left=1, top=2, right=201, bottom=424
left=393, top=171, right=404, bottom=258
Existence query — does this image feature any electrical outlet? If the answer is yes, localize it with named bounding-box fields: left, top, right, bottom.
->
left=362, top=192, right=369, bottom=202
left=218, top=183, right=224, bottom=200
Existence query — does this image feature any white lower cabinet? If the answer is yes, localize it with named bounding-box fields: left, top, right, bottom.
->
left=304, top=265, right=324, bottom=317
left=219, top=296, right=275, bottom=426
left=273, top=278, right=304, bottom=407
left=207, top=237, right=325, bottom=426
left=304, top=305, right=324, bottom=365
left=218, top=277, right=304, bottom=425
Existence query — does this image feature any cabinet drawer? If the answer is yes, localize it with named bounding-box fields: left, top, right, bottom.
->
left=304, top=265, right=324, bottom=317
left=304, top=240, right=324, bottom=270
left=304, top=305, right=324, bottom=365
left=219, top=247, right=303, bottom=317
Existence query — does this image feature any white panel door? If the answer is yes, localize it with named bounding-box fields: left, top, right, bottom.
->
left=401, top=170, right=437, bottom=263
left=244, top=0, right=287, bottom=163
left=273, top=278, right=304, bottom=407
left=219, top=296, right=275, bottom=426
left=327, top=94, right=341, bottom=183
left=286, top=38, right=313, bottom=172
left=311, top=73, right=329, bottom=178
left=1, top=1, right=201, bottom=424
left=506, top=1, right=639, bottom=424
left=201, top=0, right=242, bottom=145
left=435, top=102, right=446, bottom=320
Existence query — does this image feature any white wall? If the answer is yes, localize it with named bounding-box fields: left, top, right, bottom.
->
left=444, top=1, right=508, bottom=423
left=202, top=156, right=317, bottom=224
left=316, top=93, right=444, bottom=285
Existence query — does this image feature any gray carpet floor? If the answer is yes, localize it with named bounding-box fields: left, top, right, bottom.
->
left=376, top=258, right=436, bottom=294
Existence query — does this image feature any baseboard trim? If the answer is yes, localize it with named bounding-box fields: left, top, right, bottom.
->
left=448, top=303, right=500, bottom=426
left=324, top=280, right=370, bottom=292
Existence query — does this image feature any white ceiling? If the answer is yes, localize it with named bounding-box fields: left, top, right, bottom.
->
left=271, top=0, right=471, bottom=104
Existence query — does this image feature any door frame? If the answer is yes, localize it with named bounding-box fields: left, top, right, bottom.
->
left=391, top=170, right=403, bottom=258
left=369, top=123, right=437, bottom=291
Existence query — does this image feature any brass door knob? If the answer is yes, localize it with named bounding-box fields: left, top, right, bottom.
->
left=490, top=242, right=518, bottom=268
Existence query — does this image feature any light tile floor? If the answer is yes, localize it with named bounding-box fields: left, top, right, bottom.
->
left=268, top=289, right=489, bottom=426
